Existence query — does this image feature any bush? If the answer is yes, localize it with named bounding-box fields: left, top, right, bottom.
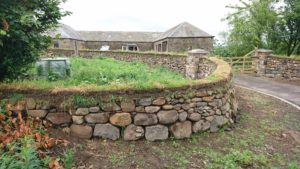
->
left=0, top=0, right=69, bottom=81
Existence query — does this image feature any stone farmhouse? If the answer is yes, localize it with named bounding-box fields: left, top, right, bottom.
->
left=48, top=22, right=214, bottom=53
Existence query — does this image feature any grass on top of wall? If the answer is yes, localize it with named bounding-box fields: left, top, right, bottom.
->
left=4, top=57, right=191, bottom=91
left=272, top=55, right=300, bottom=61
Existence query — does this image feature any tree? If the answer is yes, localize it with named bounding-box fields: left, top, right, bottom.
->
left=0, top=0, right=69, bottom=81
left=274, top=0, right=300, bottom=56
left=224, top=0, right=278, bottom=56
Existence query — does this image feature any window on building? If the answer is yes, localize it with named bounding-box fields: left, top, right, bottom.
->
left=127, top=44, right=139, bottom=51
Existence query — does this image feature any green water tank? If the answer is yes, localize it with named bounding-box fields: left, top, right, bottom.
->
left=36, top=58, right=71, bottom=79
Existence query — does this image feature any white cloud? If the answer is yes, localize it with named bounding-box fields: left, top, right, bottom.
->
left=60, top=0, right=241, bottom=39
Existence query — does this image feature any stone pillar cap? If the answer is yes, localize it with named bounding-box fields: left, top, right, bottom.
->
left=188, top=49, right=208, bottom=54
left=256, top=49, right=273, bottom=53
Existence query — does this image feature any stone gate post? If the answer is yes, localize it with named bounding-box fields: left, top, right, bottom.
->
left=185, top=49, right=209, bottom=79
left=253, top=49, right=272, bottom=76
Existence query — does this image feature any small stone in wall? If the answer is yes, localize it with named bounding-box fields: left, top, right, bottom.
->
left=157, top=110, right=178, bottom=124
left=179, top=112, right=188, bottom=122
left=182, top=104, right=190, bottom=110
left=85, top=113, right=109, bottom=124
left=196, top=91, right=208, bottom=97
left=110, top=113, right=132, bottom=127
left=205, top=116, right=214, bottom=122
left=121, top=99, right=135, bottom=112
left=189, top=102, right=197, bottom=108
left=138, top=98, right=152, bottom=106
left=93, top=123, right=120, bottom=140
left=101, top=102, right=121, bottom=112
left=135, top=106, right=145, bottom=113
left=216, top=109, right=222, bottom=115
left=196, top=102, right=208, bottom=107
left=124, top=124, right=144, bottom=141
left=152, top=98, right=166, bottom=106
left=191, top=98, right=202, bottom=102
left=170, top=121, right=192, bottom=139
left=145, top=125, right=168, bottom=141
left=89, top=106, right=100, bottom=113
left=134, top=113, right=158, bottom=126
left=26, top=98, right=36, bottom=110
left=203, top=96, right=214, bottom=102
left=28, top=110, right=48, bottom=118
left=46, top=112, right=72, bottom=126
left=72, top=116, right=84, bottom=125
left=75, top=108, right=89, bottom=116
left=214, top=99, right=223, bottom=107
left=188, top=113, right=201, bottom=122
left=187, top=108, right=194, bottom=114
left=221, top=103, right=230, bottom=112
left=70, top=125, right=93, bottom=139
left=162, top=105, right=173, bottom=110
left=145, top=106, right=160, bottom=113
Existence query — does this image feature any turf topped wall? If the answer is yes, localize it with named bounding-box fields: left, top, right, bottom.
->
left=0, top=50, right=237, bottom=141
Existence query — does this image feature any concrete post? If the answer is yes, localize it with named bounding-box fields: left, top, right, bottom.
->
left=186, top=49, right=209, bottom=79
left=253, top=49, right=272, bottom=76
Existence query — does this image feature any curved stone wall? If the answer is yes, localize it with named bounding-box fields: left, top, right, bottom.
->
left=0, top=51, right=237, bottom=141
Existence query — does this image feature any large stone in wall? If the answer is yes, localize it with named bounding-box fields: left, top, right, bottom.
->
left=28, top=110, right=48, bottom=118
left=170, top=121, right=192, bottom=139
left=145, top=106, right=160, bottom=113
left=70, top=125, right=93, bottom=139
left=192, top=120, right=211, bottom=133
left=157, top=110, right=178, bottom=124
left=46, top=112, right=71, bottom=126
left=85, top=113, right=109, bottom=124
left=93, top=124, right=120, bottom=140
left=124, top=124, right=144, bottom=141
left=121, top=99, right=135, bottom=112
left=134, top=113, right=158, bottom=126
left=145, top=125, right=169, bottom=141
left=110, top=113, right=132, bottom=127
left=210, top=116, right=229, bottom=132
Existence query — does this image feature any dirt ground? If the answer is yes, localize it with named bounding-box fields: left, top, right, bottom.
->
left=50, top=87, right=300, bottom=169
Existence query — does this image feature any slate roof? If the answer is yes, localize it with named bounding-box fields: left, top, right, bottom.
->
left=155, top=22, right=213, bottom=41
left=79, top=31, right=162, bottom=42
left=48, top=24, right=85, bottom=40
left=48, top=22, right=213, bottom=42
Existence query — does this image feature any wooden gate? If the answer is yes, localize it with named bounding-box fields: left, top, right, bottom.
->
left=217, top=50, right=255, bottom=73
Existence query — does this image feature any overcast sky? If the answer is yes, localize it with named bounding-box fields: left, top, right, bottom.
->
left=60, top=0, right=241, bottom=40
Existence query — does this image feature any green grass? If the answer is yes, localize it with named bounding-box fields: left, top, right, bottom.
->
left=5, top=57, right=191, bottom=90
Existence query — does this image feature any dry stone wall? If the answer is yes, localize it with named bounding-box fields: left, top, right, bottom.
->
left=6, top=82, right=237, bottom=141
left=1, top=50, right=237, bottom=141
left=254, top=49, right=300, bottom=78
